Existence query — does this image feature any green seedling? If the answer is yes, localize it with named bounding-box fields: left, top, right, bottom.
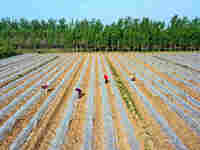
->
left=106, top=57, right=143, bottom=120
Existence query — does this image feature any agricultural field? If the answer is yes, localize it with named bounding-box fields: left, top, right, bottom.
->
left=0, top=52, right=200, bottom=150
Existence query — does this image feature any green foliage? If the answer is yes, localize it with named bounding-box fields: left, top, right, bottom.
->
left=0, top=15, right=200, bottom=53
left=106, top=56, right=143, bottom=120
left=0, top=44, right=19, bottom=59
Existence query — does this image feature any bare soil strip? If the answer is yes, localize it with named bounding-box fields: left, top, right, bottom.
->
left=91, top=55, right=105, bottom=150
left=61, top=56, right=92, bottom=150
left=80, top=55, right=95, bottom=150
left=46, top=56, right=90, bottom=150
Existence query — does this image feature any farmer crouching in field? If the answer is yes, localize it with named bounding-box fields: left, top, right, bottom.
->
left=104, top=74, right=109, bottom=84
left=41, top=82, right=54, bottom=96
left=75, top=88, right=85, bottom=99
left=131, top=73, right=136, bottom=81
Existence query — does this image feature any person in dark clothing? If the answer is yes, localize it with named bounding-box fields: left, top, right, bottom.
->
left=41, top=82, right=54, bottom=96
left=131, top=73, right=136, bottom=81
left=41, top=84, right=48, bottom=89
left=75, top=88, right=85, bottom=98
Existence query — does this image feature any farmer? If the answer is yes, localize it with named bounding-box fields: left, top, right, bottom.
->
left=75, top=88, right=84, bottom=98
left=41, top=82, right=53, bottom=96
left=104, top=74, right=109, bottom=84
left=131, top=73, right=136, bottom=81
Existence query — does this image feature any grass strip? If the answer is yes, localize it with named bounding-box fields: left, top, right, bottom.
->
left=106, top=56, right=143, bottom=120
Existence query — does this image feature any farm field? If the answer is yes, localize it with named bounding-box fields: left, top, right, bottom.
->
left=0, top=52, right=200, bottom=150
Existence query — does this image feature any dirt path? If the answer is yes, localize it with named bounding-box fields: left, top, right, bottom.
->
left=92, top=55, right=105, bottom=150
left=61, top=56, right=92, bottom=150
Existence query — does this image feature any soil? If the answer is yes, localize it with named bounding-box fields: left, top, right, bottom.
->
left=0, top=53, right=199, bottom=150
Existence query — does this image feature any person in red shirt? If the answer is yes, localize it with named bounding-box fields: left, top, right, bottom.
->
left=104, top=74, right=109, bottom=84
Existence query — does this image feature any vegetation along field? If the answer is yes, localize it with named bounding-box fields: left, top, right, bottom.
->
left=1, top=16, right=200, bottom=58
left=0, top=52, right=199, bottom=150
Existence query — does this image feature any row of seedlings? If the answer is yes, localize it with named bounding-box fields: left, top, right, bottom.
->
left=80, top=56, right=95, bottom=150
left=103, top=56, right=140, bottom=150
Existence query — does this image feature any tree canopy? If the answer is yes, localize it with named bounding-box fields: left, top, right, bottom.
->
left=0, top=15, right=200, bottom=57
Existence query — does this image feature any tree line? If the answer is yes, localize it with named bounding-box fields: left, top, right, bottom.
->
left=0, top=15, right=200, bottom=57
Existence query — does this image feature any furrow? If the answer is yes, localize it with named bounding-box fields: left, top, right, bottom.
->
left=48, top=57, right=90, bottom=150
left=97, top=55, right=117, bottom=150
left=102, top=55, right=140, bottom=150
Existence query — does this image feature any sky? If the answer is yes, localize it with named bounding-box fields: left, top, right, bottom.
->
left=0, top=0, right=199, bottom=24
